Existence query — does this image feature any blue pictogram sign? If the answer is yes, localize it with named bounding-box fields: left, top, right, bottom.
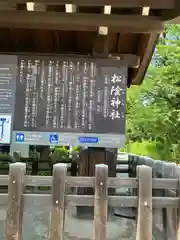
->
left=78, top=136, right=99, bottom=144
left=16, top=133, right=24, bottom=142
left=49, top=134, right=59, bottom=144
left=0, top=118, right=7, bottom=138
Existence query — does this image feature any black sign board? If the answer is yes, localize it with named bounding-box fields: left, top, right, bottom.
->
left=0, top=55, right=17, bottom=114
left=13, top=56, right=127, bottom=136
left=0, top=55, right=17, bottom=144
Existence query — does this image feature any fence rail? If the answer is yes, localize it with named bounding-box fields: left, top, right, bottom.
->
left=126, top=153, right=180, bottom=240
left=2, top=162, right=180, bottom=240
left=0, top=173, right=179, bottom=189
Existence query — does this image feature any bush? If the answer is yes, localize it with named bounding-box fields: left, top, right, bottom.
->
left=120, top=140, right=172, bottom=160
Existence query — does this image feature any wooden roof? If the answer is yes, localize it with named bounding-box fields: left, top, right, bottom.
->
left=0, top=0, right=179, bottom=86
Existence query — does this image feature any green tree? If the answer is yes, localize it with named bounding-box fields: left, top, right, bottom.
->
left=126, top=24, right=180, bottom=161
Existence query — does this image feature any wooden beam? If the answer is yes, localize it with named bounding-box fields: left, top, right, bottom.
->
left=0, top=11, right=164, bottom=33
left=0, top=52, right=140, bottom=68
left=33, top=3, right=46, bottom=11
left=160, top=0, right=180, bottom=21
left=109, top=54, right=140, bottom=68
left=0, top=2, right=16, bottom=10
left=132, top=32, right=159, bottom=85
left=166, top=16, right=180, bottom=24
left=93, top=34, right=109, bottom=56
left=0, top=0, right=174, bottom=9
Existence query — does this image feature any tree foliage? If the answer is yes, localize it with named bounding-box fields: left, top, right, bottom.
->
left=125, top=25, right=180, bottom=161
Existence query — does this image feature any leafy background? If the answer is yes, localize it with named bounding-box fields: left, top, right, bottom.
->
left=121, top=25, right=180, bottom=162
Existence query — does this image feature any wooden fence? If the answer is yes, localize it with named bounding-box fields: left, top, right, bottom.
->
left=128, top=154, right=180, bottom=239
left=1, top=162, right=180, bottom=240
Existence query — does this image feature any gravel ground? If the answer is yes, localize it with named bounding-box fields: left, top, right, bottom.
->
left=20, top=205, right=136, bottom=240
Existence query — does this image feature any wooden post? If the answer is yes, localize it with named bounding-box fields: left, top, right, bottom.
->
left=48, top=163, right=67, bottom=240
left=136, top=165, right=152, bottom=240
left=93, top=164, right=108, bottom=240
left=77, top=147, right=116, bottom=217
left=177, top=167, right=180, bottom=240
left=162, top=191, right=177, bottom=240
left=161, top=163, right=177, bottom=240
left=78, top=148, right=117, bottom=189
left=4, top=162, right=26, bottom=240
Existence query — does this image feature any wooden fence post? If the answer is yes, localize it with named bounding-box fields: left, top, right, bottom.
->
left=136, top=165, right=152, bottom=240
left=48, top=163, right=67, bottom=240
left=177, top=167, right=180, bottom=240
left=4, top=162, right=26, bottom=240
left=93, top=164, right=108, bottom=240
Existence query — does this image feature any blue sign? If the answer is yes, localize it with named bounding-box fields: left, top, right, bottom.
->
left=0, top=118, right=7, bottom=138
left=16, top=133, right=24, bottom=142
left=78, top=136, right=99, bottom=144
left=49, top=134, right=59, bottom=144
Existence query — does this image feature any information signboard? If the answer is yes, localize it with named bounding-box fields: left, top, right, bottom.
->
left=0, top=55, right=17, bottom=144
left=2, top=55, right=127, bottom=147
left=0, top=115, right=12, bottom=144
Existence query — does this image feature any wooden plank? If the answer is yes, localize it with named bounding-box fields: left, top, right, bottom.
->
left=0, top=175, right=178, bottom=189
left=0, top=175, right=138, bottom=188
left=0, top=2, right=16, bottom=10
left=166, top=16, right=180, bottom=24
left=132, top=32, right=159, bottom=84
left=0, top=11, right=164, bottom=33
left=136, top=165, right=152, bottom=240
left=0, top=52, right=139, bottom=68
left=153, top=179, right=178, bottom=190
left=93, top=34, right=109, bottom=56
left=34, top=3, right=46, bottom=11
left=48, top=163, right=67, bottom=240
left=177, top=167, right=180, bottom=240
left=162, top=207, right=177, bottom=240
left=162, top=187, right=177, bottom=239
left=161, top=165, right=178, bottom=239
left=0, top=0, right=174, bottom=9
left=4, top=162, right=26, bottom=240
left=22, top=195, right=180, bottom=208
left=24, top=176, right=180, bottom=189
left=171, top=208, right=178, bottom=238
left=93, top=164, right=108, bottom=240
left=160, top=0, right=180, bottom=21
left=0, top=193, right=179, bottom=207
